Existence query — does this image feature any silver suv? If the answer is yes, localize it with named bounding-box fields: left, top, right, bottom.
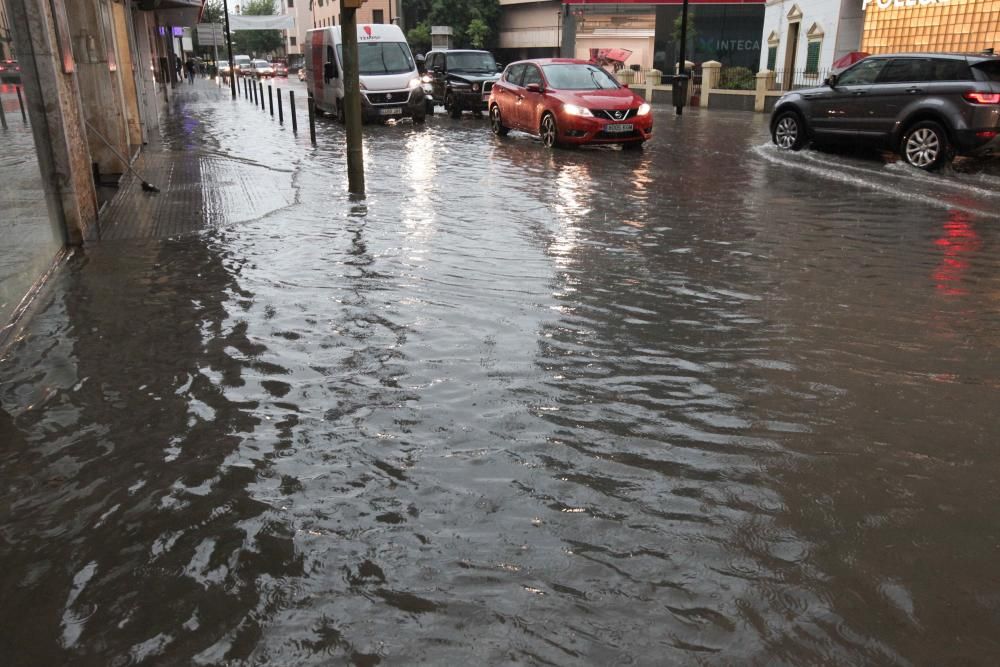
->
left=771, top=53, right=1000, bottom=170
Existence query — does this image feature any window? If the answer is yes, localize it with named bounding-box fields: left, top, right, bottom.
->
left=521, top=65, right=543, bottom=88
left=767, top=46, right=777, bottom=71
left=837, top=58, right=886, bottom=86
left=373, top=9, right=384, bottom=24
left=541, top=64, right=620, bottom=90
left=505, top=63, right=526, bottom=85
left=975, top=62, right=1000, bottom=82
left=337, top=42, right=414, bottom=75
left=931, top=59, right=972, bottom=81
left=445, top=52, right=497, bottom=73
left=289, top=36, right=297, bottom=46
left=287, top=0, right=293, bottom=6
left=878, top=58, right=933, bottom=83
left=805, top=41, right=821, bottom=75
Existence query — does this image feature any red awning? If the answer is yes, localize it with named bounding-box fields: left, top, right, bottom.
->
left=832, top=51, right=870, bottom=71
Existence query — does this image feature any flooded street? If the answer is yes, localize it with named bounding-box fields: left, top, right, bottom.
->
left=2, top=80, right=1000, bottom=665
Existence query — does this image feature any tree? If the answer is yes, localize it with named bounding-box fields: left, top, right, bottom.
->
left=466, top=18, right=489, bottom=49
left=201, top=0, right=224, bottom=24
left=232, top=0, right=283, bottom=58
left=671, top=10, right=697, bottom=64
left=407, top=23, right=432, bottom=53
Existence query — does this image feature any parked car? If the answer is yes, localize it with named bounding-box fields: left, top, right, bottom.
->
left=771, top=52, right=1000, bottom=170
left=272, top=62, right=288, bottom=77
left=0, top=60, right=22, bottom=84
left=489, top=58, right=653, bottom=149
left=218, top=62, right=232, bottom=77
left=249, top=60, right=274, bottom=78
left=423, top=49, right=501, bottom=118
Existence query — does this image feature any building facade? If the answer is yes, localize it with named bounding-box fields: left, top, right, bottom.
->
left=497, top=0, right=563, bottom=63
left=558, top=0, right=766, bottom=73
left=760, top=0, right=999, bottom=90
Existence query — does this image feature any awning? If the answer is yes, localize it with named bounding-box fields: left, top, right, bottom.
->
left=227, top=14, right=296, bottom=31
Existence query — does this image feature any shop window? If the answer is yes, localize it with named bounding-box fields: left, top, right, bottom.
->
left=805, top=41, right=821, bottom=74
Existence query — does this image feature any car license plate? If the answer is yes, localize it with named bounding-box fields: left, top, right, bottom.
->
left=605, top=123, right=634, bottom=133
left=380, top=107, right=402, bottom=116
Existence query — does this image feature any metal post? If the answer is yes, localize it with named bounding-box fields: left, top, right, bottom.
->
left=307, top=95, right=316, bottom=144
left=268, top=84, right=274, bottom=116
left=253, top=79, right=258, bottom=104
left=16, top=86, right=27, bottom=123
left=0, top=100, right=7, bottom=130
left=676, top=0, right=690, bottom=116
left=290, top=90, right=298, bottom=133
left=342, top=7, right=365, bottom=194
left=223, top=0, right=236, bottom=99
left=259, top=82, right=264, bottom=110
left=277, top=88, right=284, bottom=124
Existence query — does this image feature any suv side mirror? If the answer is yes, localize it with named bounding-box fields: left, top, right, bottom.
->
left=525, top=82, right=543, bottom=93
left=825, top=73, right=838, bottom=87
left=433, top=65, right=443, bottom=76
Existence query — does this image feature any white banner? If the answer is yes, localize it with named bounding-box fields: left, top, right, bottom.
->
left=227, top=14, right=295, bottom=31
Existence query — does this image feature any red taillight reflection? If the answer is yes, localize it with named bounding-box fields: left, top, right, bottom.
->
left=963, top=91, right=1000, bottom=104
left=932, top=211, right=981, bottom=296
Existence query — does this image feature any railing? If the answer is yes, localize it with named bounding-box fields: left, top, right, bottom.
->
left=768, top=68, right=832, bottom=91
left=717, top=66, right=756, bottom=90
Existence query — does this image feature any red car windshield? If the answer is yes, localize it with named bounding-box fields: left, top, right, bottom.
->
left=542, top=64, right=619, bottom=90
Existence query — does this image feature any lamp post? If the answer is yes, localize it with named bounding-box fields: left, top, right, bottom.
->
left=675, top=0, right=689, bottom=115
left=223, top=0, right=236, bottom=98
left=342, top=0, right=365, bottom=195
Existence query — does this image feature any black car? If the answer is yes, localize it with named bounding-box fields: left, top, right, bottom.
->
left=771, top=52, right=1000, bottom=170
left=423, top=49, right=502, bottom=118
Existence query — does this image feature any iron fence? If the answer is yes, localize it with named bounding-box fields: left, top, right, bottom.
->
left=717, top=66, right=756, bottom=91
left=768, top=68, right=832, bottom=91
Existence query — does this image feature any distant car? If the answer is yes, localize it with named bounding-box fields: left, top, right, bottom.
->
left=423, top=49, right=501, bottom=118
left=771, top=52, right=1000, bottom=170
left=0, top=60, right=22, bottom=84
left=250, top=60, right=274, bottom=78
left=489, top=58, right=653, bottom=149
left=272, top=62, right=288, bottom=77
left=218, top=62, right=232, bottom=77
left=233, top=54, right=251, bottom=75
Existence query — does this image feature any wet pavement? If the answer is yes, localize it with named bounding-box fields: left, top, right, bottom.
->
left=2, top=77, right=1000, bottom=665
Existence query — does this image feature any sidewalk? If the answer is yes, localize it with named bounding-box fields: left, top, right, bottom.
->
left=98, top=77, right=304, bottom=241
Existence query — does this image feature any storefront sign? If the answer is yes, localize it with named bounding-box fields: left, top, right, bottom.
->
left=861, top=0, right=948, bottom=11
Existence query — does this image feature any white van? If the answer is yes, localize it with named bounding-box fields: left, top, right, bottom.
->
left=305, top=24, right=426, bottom=124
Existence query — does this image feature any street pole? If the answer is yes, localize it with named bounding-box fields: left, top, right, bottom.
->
left=342, top=4, right=365, bottom=195
left=675, top=0, right=689, bottom=116
left=223, top=0, right=237, bottom=99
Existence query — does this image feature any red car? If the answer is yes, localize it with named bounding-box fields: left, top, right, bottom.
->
left=489, top=58, right=653, bottom=149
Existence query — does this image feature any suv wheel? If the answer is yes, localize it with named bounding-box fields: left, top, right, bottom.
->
left=901, top=120, right=950, bottom=170
left=447, top=93, right=462, bottom=119
left=772, top=111, right=805, bottom=151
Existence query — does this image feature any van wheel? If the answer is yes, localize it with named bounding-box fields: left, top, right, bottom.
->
left=901, top=120, right=951, bottom=170
left=772, top=111, right=805, bottom=151
left=490, top=105, right=509, bottom=136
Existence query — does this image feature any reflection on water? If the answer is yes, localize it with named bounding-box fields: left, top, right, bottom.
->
left=2, top=94, right=1000, bottom=664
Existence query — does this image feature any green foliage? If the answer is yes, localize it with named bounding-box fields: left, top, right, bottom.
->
left=232, top=0, right=283, bottom=58
left=466, top=18, right=489, bottom=49
left=201, top=0, right=224, bottom=24
left=408, top=0, right=498, bottom=49
left=408, top=23, right=432, bottom=52
left=718, top=66, right=755, bottom=90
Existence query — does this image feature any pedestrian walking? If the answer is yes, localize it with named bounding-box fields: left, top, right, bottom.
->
left=184, top=58, right=196, bottom=85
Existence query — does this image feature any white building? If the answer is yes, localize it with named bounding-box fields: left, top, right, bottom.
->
left=759, top=0, right=864, bottom=88
left=497, top=0, right=562, bottom=62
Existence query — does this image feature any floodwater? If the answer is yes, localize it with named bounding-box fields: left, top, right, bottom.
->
left=2, top=80, right=1000, bottom=665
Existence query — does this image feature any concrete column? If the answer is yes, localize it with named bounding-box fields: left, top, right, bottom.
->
left=755, top=70, right=771, bottom=113
left=560, top=6, right=575, bottom=59
left=7, top=0, right=99, bottom=244
left=700, top=60, right=721, bottom=108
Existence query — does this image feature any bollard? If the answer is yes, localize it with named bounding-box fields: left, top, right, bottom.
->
left=307, top=95, right=316, bottom=145
left=16, top=86, right=27, bottom=123
left=268, top=85, right=274, bottom=117
left=259, top=82, right=265, bottom=110
left=253, top=80, right=259, bottom=105
left=0, top=100, right=7, bottom=130
left=277, top=88, right=284, bottom=125
left=290, top=90, right=298, bottom=133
